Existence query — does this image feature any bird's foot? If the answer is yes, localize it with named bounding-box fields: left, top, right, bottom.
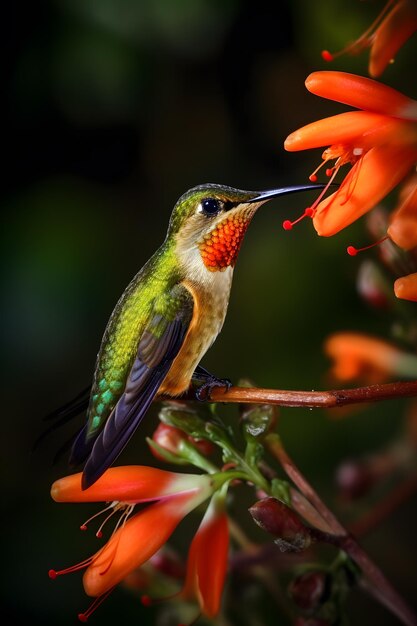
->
left=191, top=365, right=232, bottom=401
left=195, top=376, right=232, bottom=402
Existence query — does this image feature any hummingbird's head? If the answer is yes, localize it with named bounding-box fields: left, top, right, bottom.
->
left=168, top=183, right=325, bottom=278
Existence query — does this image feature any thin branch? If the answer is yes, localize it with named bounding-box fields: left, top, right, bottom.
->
left=266, top=434, right=345, bottom=536
left=174, top=380, right=417, bottom=408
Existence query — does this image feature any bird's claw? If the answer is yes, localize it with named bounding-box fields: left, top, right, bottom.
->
left=195, top=377, right=232, bottom=402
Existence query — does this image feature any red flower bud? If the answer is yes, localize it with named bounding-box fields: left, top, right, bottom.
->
left=288, top=571, right=328, bottom=612
left=335, top=459, right=375, bottom=500
left=249, top=497, right=312, bottom=552
left=150, top=423, right=213, bottom=461
left=150, top=423, right=185, bottom=460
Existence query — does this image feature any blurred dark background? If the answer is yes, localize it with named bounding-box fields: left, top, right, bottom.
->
left=3, top=1, right=417, bottom=624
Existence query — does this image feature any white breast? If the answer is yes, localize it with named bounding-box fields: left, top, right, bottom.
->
left=159, top=245, right=234, bottom=395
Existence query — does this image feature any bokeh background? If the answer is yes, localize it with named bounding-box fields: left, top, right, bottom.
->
left=3, top=1, right=417, bottom=625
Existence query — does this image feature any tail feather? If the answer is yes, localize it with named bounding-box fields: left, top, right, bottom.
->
left=33, top=386, right=91, bottom=453
left=44, top=386, right=91, bottom=421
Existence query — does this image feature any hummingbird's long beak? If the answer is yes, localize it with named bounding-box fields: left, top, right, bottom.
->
left=248, top=183, right=330, bottom=203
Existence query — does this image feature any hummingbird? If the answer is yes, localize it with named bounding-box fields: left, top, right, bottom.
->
left=63, top=182, right=324, bottom=489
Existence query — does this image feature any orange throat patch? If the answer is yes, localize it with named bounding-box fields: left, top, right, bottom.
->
left=199, top=213, right=252, bottom=271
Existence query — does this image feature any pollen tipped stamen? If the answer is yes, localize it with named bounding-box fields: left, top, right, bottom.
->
left=321, top=35, right=371, bottom=61
left=79, top=501, right=134, bottom=540
left=95, top=506, right=125, bottom=539
left=309, top=164, right=341, bottom=213
left=321, top=0, right=396, bottom=62
left=282, top=207, right=316, bottom=231
left=80, top=502, right=119, bottom=533
left=49, top=556, right=94, bottom=579
left=78, top=588, right=115, bottom=622
left=309, top=158, right=328, bottom=182
left=347, top=235, right=389, bottom=256
left=321, top=49, right=334, bottom=62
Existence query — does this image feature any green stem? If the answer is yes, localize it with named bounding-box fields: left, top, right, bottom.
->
left=221, top=440, right=271, bottom=492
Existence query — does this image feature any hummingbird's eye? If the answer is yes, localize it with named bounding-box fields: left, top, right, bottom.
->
left=200, top=198, right=222, bottom=216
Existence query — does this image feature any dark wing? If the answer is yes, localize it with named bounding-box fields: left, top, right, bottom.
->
left=81, top=284, right=193, bottom=489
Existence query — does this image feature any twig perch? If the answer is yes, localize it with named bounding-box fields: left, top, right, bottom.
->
left=186, top=380, right=417, bottom=407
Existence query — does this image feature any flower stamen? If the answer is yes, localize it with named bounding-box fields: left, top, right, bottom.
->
left=283, top=155, right=346, bottom=230
left=80, top=501, right=134, bottom=539
left=309, top=158, right=329, bottom=182
left=347, top=235, right=389, bottom=256
left=77, top=588, right=115, bottom=622
left=49, top=556, right=94, bottom=579
left=321, top=0, right=397, bottom=62
left=111, top=504, right=135, bottom=536
left=80, top=502, right=118, bottom=533
left=282, top=207, right=315, bottom=231
left=309, top=163, right=342, bottom=214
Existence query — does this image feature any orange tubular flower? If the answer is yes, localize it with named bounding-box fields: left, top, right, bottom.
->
left=388, top=176, right=417, bottom=250
left=284, top=71, right=417, bottom=237
left=386, top=176, right=417, bottom=302
left=49, top=466, right=214, bottom=617
left=50, top=465, right=211, bottom=504
left=394, top=272, right=417, bottom=301
left=181, top=490, right=229, bottom=619
left=324, top=332, right=417, bottom=383
left=322, top=0, right=417, bottom=78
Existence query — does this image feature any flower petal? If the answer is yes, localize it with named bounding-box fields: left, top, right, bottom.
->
left=51, top=466, right=212, bottom=504
left=369, top=0, right=417, bottom=77
left=306, top=71, right=417, bottom=120
left=83, top=489, right=211, bottom=597
left=313, top=144, right=417, bottom=236
left=388, top=182, right=417, bottom=250
left=183, top=493, right=229, bottom=618
left=284, top=111, right=410, bottom=152
left=394, top=272, right=417, bottom=301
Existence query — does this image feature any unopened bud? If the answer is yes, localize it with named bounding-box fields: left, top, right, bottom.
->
left=288, top=571, right=328, bottom=612
left=249, top=497, right=312, bottom=552
left=150, top=423, right=213, bottom=462
left=150, top=423, right=186, bottom=460
left=335, top=459, right=374, bottom=500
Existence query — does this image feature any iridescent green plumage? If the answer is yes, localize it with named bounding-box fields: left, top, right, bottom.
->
left=87, top=242, right=179, bottom=440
